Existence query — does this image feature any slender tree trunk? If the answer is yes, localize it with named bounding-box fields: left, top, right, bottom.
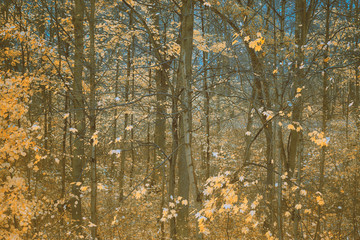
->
left=71, top=0, right=85, bottom=236
left=89, top=0, right=97, bottom=238
left=160, top=163, right=166, bottom=240
left=61, top=92, right=68, bottom=199
left=294, top=134, right=303, bottom=239
left=244, top=90, right=255, bottom=165
left=149, top=3, right=169, bottom=237
left=177, top=115, right=190, bottom=238
left=288, top=0, right=316, bottom=178
left=111, top=56, right=120, bottom=176
left=288, top=0, right=305, bottom=178
left=200, top=5, right=210, bottom=180
left=129, top=33, right=136, bottom=188
left=277, top=127, right=284, bottom=240
left=352, top=2, right=359, bottom=239
left=152, top=2, right=169, bottom=184
left=315, top=2, right=330, bottom=239
left=247, top=42, right=274, bottom=234
left=353, top=70, right=359, bottom=240
left=119, top=71, right=129, bottom=202
left=177, top=0, right=201, bottom=238
left=169, top=76, right=178, bottom=238
left=60, top=91, right=68, bottom=238
left=146, top=49, right=152, bottom=177
left=276, top=1, right=286, bottom=239
left=119, top=11, right=133, bottom=201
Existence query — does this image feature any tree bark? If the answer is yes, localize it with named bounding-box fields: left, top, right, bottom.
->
left=177, top=0, right=201, bottom=238
left=119, top=11, right=133, bottom=202
left=201, top=5, right=210, bottom=180
left=287, top=0, right=317, bottom=178
left=169, top=75, right=178, bottom=238
left=314, top=1, right=330, bottom=239
left=89, top=0, right=97, bottom=238
left=71, top=0, right=85, bottom=236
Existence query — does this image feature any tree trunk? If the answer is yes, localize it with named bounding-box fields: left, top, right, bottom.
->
left=201, top=5, right=210, bottom=180
left=129, top=31, right=136, bottom=188
left=169, top=74, right=179, bottom=238
left=119, top=11, right=133, bottom=202
left=71, top=0, right=85, bottom=236
left=111, top=56, right=120, bottom=176
left=293, top=134, right=303, bottom=239
left=314, top=1, right=330, bottom=239
left=287, top=0, right=317, bottom=178
left=177, top=0, right=201, bottom=238
left=351, top=1, right=359, bottom=239
left=89, top=0, right=97, bottom=238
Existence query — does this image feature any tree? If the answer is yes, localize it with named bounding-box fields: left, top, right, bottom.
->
left=176, top=0, right=202, bottom=238
left=89, top=0, right=97, bottom=238
left=71, top=0, right=85, bottom=236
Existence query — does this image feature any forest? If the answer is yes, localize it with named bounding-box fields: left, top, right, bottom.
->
left=0, top=0, right=359, bottom=239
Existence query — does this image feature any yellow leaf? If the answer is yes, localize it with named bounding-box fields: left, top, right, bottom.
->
left=88, top=222, right=97, bottom=227
left=111, top=216, right=117, bottom=225
left=97, top=183, right=105, bottom=190
left=80, top=186, right=89, bottom=192
left=134, top=191, right=141, bottom=199
left=91, top=131, right=99, bottom=146
left=254, top=44, right=262, bottom=52
left=287, top=124, right=295, bottom=130
left=316, top=195, right=325, bottom=206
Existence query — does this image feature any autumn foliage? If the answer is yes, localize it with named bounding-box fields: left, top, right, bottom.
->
left=1, top=0, right=360, bottom=239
